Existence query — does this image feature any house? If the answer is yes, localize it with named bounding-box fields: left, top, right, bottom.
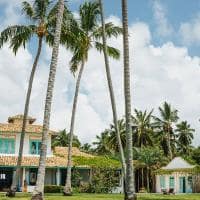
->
left=0, top=114, right=123, bottom=193
left=155, top=157, right=200, bottom=193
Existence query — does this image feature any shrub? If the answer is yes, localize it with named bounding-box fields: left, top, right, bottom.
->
left=44, top=185, right=63, bottom=193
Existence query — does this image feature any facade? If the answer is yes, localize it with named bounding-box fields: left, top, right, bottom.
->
left=0, top=115, right=92, bottom=192
left=155, top=157, right=199, bottom=193
left=0, top=114, right=123, bottom=193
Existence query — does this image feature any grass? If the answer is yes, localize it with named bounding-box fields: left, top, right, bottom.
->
left=0, top=193, right=200, bottom=200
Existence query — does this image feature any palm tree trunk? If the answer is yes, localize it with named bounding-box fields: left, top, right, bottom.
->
left=121, top=0, right=136, bottom=199
left=7, top=36, right=43, bottom=197
left=98, top=0, right=126, bottom=178
left=63, top=60, right=85, bottom=196
left=146, top=167, right=149, bottom=193
left=31, top=1, right=64, bottom=200
left=167, top=125, right=172, bottom=160
left=141, top=168, right=144, bottom=189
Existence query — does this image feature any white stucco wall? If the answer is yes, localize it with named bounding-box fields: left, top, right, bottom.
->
left=0, top=132, right=53, bottom=156
left=156, top=172, right=193, bottom=193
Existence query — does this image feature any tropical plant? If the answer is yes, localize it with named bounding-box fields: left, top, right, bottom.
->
left=136, top=147, right=166, bottom=192
left=93, top=131, right=112, bottom=155
left=98, top=0, right=126, bottom=179
left=107, top=119, right=126, bottom=153
left=191, top=146, right=200, bottom=165
left=175, top=121, right=194, bottom=155
left=121, top=0, right=136, bottom=199
left=52, top=129, right=81, bottom=148
left=31, top=0, right=65, bottom=199
left=153, top=102, right=179, bottom=159
left=132, top=109, right=154, bottom=148
left=0, top=0, right=71, bottom=196
left=81, top=143, right=93, bottom=153
left=63, top=1, right=122, bottom=195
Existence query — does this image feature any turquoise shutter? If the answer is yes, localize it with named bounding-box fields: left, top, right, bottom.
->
left=0, top=139, right=2, bottom=153
left=169, top=176, right=174, bottom=188
left=160, top=176, right=166, bottom=189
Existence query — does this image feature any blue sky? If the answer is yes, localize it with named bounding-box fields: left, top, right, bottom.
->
left=0, top=0, right=200, bottom=146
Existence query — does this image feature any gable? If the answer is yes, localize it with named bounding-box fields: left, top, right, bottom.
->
left=162, top=157, right=195, bottom=170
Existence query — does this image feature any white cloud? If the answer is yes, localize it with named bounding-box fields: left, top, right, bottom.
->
left=179, top=14, right=200, bottom=45
left=152, top=0, right=173, bottom=37
left=0, top=7, right=200, bottom=146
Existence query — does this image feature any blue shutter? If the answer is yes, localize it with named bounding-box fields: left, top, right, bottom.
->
left=160, top=176, right=166, bottom=189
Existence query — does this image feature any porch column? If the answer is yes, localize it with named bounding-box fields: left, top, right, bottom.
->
left=56, top=168, right=61, bottom=186
left=21, top=168, right=25, bottom=188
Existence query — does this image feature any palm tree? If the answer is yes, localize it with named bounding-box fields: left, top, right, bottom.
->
left=31, top=0, right=64, bottom=199
left=107, top=119, right=126, bottom=153
left=52, top=129, right=81, bottom=148
left=175, top=121, right=194, bottom=155
left=63, top=1, right=122, bottom=196
left=0, top=1, right=70, bottom=196
left=121, top=0, right=136, bottom=199
left=98, top=0, right=126, bottom=179
left=93, top=130, right=112, bottom=155
left=153, top=102, right=179, bottom=159
left=132, top=109, right=154, bottom=191
left=132, top=109, right=154, bottom=148
left=137, top=147, right=166, bottom=192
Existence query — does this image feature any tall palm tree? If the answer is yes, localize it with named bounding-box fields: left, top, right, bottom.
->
left=132, top=109, right=154, bottom=147
left=121, top=0, right=136, bottom=199
left=99, top=0, right=126, bottom=178
left=31, top=0, right=64, bottom=199
left=0, top=1, right=70, bottom=196
left=63, top=1, right=122, bottom=196
left=153, top=102, right=179, bottom=159
left=132, top=109, right=154, bottom=191
left=175, top=121, right=194, bottom=155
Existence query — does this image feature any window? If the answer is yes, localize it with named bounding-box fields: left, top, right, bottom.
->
left=0, top=173, right=6, bottom=180
left=0, top=138, right=15, bottom=154
left=29, top=140, right=41, bottom=155
left=169, top=176, right=175, bottom=188
left=29, top=168, right=37, bottom=185
left=160, top=176, right=166, bottom=189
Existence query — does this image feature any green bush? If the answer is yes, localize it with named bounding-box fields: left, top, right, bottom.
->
left=44, top=185, right=63, bottom=193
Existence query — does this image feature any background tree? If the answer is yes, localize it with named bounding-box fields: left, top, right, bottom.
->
left=31, top=0, right=64, bottom=199
left=0, top=0, right=71, bottom=196
left=63, top=1, right=122, bottom=195
left=132, top=109, right=154, bottom=148
left=175, top=121, right=194, bottom=155
left=52, top=129, right=81, bottom=148
left=153, top=102, right=179, bottom=159
left=191, top=146, right=200, bottom=165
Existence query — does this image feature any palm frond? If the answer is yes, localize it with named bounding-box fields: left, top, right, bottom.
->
left=22, top=1, right=34, bottom=19
left=33, top=0, right=51, bottom=20
left=95, top=41, right=120, bottom=59
left=93, top=22, right=123, bottom=39
left=80, top=1, right=100, bottom=33
left=0, top=25, right=36, bottom=53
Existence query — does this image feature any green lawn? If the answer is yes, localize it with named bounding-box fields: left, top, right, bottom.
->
left=0, top=193, right=200, bottom=200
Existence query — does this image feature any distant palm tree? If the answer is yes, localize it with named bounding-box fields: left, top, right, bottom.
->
left=175, top=121, right=194, bottom=155
left=153, top=102, right=179, bottom=159
left=108, top=119, right=126, bottom=152
left=0, top=0, right=70, bottom=196
left=81, top=143, right=92, bottom=153
left=93, top=131, right=112, bottom=155
left=52, top=129, right=81, bottom=148
left=121, top=0, right=136, bottom=199
left=98, top=0, right=126, bottom=179
left=31, top=0, right=65, bottom=199
left=63, top=1, right=122, bottom=196
left=132, top=109, right=154, bottom=148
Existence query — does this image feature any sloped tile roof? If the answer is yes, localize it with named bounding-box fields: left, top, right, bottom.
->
left=0, top=147, right=93, bottom=168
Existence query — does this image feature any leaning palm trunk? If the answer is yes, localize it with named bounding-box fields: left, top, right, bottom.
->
left=167, top=126, right=173, bottom=160
left=7, top=37, right=43, bottom=197
left=31, top=1, right=64, bottom=200
left=63, top=61, right=85, bottom=196
left=121, top=0, right=136, bottom=199
left=98, top=0, right=126, bottom=177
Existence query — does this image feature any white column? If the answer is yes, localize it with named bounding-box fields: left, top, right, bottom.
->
left=56, top=168, right=60, bottom=186
left=21, top=168, right=25, bottom=188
